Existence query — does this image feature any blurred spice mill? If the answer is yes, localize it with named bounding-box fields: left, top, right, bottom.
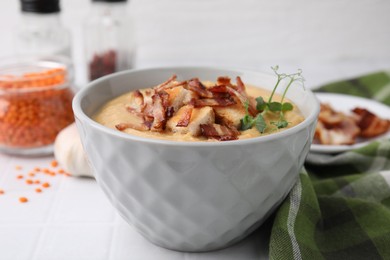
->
left=84, top=0, right=136, bottom=81
left=0, top=56, right=74, bottom=156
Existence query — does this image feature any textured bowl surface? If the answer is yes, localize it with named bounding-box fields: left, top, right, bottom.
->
left=73, top=67, right=319, bottom=252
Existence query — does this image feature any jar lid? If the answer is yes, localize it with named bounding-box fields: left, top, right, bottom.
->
left=92, top=0, right=127, bottom=2
left=21, top=0, right=60, bottom=14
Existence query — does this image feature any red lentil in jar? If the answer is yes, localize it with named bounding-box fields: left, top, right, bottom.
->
left=0, top=57, right=74, bottom=155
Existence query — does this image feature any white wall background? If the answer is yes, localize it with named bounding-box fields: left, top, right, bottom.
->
left=0, top=0, right=390, bottom=87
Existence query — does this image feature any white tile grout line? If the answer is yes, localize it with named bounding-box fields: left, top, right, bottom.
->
left=107, top=221, right=120, bottom=260
left=30, top=169, right=66, bottom=260
left=44, top=176, right=69, bottom=223
left=29, top=221, right=50, bottom=258
left=29, top=222, right=118, bottom=260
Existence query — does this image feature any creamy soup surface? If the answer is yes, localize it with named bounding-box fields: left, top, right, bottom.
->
left=94, top=78, right=305, bottom=141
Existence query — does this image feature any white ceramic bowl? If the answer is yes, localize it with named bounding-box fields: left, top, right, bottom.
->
left=73, top=67, right=319, bottom=252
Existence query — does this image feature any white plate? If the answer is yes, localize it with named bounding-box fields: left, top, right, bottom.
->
left=310, top=93, right=390, bottom=154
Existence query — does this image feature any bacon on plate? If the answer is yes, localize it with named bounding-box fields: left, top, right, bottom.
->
left=315, top=119, right=360, bottom=145
left=314, top=103, right=390, bottom=145
left=352, top=107, right=390, bottom=138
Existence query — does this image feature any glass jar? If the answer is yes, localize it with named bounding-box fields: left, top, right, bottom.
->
left=84, top=0, right=136, bottom=81
left=0, top=56, right=74, bottom=156
left=15, top=0, right=71, bottom=58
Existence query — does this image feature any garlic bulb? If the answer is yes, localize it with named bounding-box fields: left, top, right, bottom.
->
left=54, top=123, right=93, bottom=178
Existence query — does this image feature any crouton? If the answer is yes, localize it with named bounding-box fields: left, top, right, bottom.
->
left=165, top=86, right=198, bottom=112
left=214, top=103, right=246, bottom=128
left=166, top=106, right=215, bottom=136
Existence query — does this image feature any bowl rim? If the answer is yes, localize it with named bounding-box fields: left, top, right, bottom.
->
left=73, top=66, right=320, bottom=147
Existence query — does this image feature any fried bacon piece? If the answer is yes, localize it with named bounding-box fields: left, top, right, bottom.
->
left=318, top=103, right=344, bottom=127
left=150, top=91, right=169, bottom=131
left=200, top=124, right=238, bottom=141
left=314, top=103, right=360, bottom=145
left=155, top=74, right=177, bottom=91
left=217, top=76, right=232, bottom=86
left=235, top=77, right=258, bottom=114
left=315, top=119, right=360, bottom=145
left=225, top=86, right=245, bottom=103
left=115, top=122, right=149, bottom=132
left=235, top=76, right=246, bottom=93
left=160, top=80, right=188, bottom=92
left=225, top=86, right=257, bottom=116
left=141, top=89, right=156, bottom=118
left=207, top=85, right=231, bottom=99
left=166, top=106, right=215, bottom=136
left=194, top=98, right=236, bottom=107
left=126, top=90, right=145, bottom=113
left=186, top=78, right=213, bottom=98
left=176, top=105, right=193, bottom=127
left=208, top=85, right=228, bottom=93
left=352, top=107, right=390, bottom=138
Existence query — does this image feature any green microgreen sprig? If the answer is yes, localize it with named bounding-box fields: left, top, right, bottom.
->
left=240, top=66, right=305, bottom=133
left=240, top=101, right=267, bottom=133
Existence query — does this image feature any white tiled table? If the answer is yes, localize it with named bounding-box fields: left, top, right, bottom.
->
left=0, top=154, right=269, bottom=260
left=1, top=61, right=389, bottom=260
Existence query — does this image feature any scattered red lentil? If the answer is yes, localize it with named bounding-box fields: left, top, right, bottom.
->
left=51, top=160, right=58, bottom=168
left=19, top=197, right=28, bottom=203
left=8, top=161, right=74, bottom=204
left=15, top=166, right=22, bottom=170
left=0, top=189, right=4, bottom=195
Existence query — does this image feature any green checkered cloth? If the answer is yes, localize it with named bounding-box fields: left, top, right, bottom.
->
left=269, top=71, right=390, bottom=260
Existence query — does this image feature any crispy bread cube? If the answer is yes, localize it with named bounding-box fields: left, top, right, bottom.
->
left=165, top=86, right=198, bottom=111
left=166, top=106, right=215, bottom=136
left=214, top=104, right=246, bottom=128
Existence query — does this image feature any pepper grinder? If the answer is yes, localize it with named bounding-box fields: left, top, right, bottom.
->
left=84, top=0, right=136, bottom=81
left=15, top=0, right=71, bottom=58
